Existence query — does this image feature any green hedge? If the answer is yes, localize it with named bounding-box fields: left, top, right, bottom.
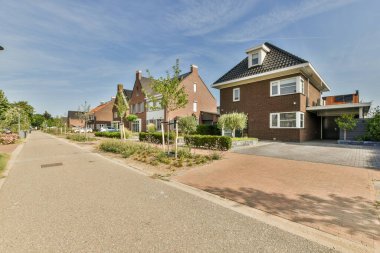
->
left=95, top=132, right=121, bottom=138
left=196, top=125, right=221, bottom=135
left=139, top=132, right=175, bottom=144
left=184, top=135, right=231, bottom=150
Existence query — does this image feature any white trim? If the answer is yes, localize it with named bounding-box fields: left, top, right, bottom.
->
left=246, top=44, right=270, bottom=54
left=233, top=88, right=240, bottom=102
left=270, top=111, right=305, bottom=129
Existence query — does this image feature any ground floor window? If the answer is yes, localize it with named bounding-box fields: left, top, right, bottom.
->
left=146, top=119, right=163, bottom=131
left=132, top=119, right=141, bottom=132
left=270, top=112, right=305, bottom=128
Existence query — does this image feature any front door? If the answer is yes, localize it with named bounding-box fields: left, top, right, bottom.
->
left=322, top=117, right=340, bottom=139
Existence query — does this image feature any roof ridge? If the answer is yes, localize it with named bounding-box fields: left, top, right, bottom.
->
left=264, top=42, right=308, bottom=63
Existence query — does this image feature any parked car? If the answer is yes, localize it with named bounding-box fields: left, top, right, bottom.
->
left=100, top=127, right=117, bottom=132
left=80, top=127, right=93, bottom=133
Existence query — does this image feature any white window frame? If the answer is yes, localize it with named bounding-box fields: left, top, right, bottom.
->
left=251, top=53, right=259, bottom=66
left=233, top=88, right=240, bottom=102
left=270, top=112, right=305, bottom=129
left=193, top=83, right=197, bottom=93
left=193, top=101, right=197, bottom=112
left=270, top=76, right=305, bottom=97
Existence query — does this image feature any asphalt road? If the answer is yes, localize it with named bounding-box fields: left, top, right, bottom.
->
left=0, top=132, right=336, bottom=252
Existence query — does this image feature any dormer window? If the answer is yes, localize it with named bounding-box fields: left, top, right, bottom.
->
left=251, top=53, right=259, bottom=66
left=246, top=44, right=270, bottom=68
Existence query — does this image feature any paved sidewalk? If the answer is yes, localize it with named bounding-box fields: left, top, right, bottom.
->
left=175, top=152, right=380, bottom=248
left=0, top=132, right=336, bottom=252
left=235, top=142, right=380, bottom=169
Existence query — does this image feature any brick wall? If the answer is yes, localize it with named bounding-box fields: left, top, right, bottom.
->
left=220, top=73, right=322, bottom=142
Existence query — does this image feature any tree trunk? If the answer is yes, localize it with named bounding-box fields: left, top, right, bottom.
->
left=167, top=118, right=170, bottom=154
left=161, top=122, right=165, bottom=150
left=175, top=121, right=178, bottom=159
left=344, top=129, right=346, bottom=141
left=232, top=128, right=236, bottom=138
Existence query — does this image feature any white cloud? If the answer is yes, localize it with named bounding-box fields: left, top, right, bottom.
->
left=220, top=0, right=358, bottom=42
left=166, top=0, right=259, bottom=36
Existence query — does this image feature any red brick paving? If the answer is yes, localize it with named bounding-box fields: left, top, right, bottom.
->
left=174, top=152, right=380, bottom=247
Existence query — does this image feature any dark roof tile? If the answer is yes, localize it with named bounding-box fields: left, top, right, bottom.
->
left=213, top=42, right=308, bottom=85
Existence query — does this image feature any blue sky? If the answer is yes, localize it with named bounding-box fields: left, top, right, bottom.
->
left=0, top=0, right=379, bottom=115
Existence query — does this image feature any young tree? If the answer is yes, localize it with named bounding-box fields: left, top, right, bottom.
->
left=115, top=86, right=129, bottom=140
left=217, top=112, right=248, bottom=137
left=12, top=101, right=34, bottom=122
left=0, top=106, right=30, bottom=133
left=77, top=101, right=91, bottom=140
left=31, top=114, right=46, bottom=129
left=145, top=59, right=188, bottom=154
left=178, top=116, right=197, bottom=135
left=335, top=114, right=357, bottom=140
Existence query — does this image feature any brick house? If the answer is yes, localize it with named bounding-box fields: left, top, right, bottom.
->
left=112, top=84, right=133, bottom=129
left=67, top=111, right=85, bottom=128
left=213, top=42, right=371, bottom=142
left=88, top=98, right=119, bottom=130
left=128, top=65, right=217, bottom=132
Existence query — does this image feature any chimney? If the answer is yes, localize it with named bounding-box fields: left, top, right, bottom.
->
left=136, top=70, right=142, bottom=80
left=117, top=84, right=124, bottom=93
left=190, top=64, right=198, bottom=75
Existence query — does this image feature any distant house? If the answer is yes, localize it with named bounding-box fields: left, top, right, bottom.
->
left=128, top=65, right=218, bottom=132
left=88, top=98, right=117, bottom=130
left=67, top=111, right=85, bottom=128
left=112, top=84, right=133, bottom=129
left=213, top=42, right=370, bottom=141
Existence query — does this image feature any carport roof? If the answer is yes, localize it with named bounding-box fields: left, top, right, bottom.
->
left=306, top=102, right=371, bottom=115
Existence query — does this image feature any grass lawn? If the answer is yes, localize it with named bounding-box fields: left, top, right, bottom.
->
left=231, top=137, right=258, bottom=141
left=0, top=153, right=9, bottom=176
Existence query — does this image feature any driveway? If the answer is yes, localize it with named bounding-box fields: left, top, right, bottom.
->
left=0, top=132, right=334, bottom=252
left=234, top=141, right=380, bottom=169
left=175, top=152, right=380, bottom=248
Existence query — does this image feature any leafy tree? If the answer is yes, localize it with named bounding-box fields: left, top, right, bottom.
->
left=178, top=116, right=198, bottom=135
left=43, top=111, right=52, bottom=120
left=12, top=101, right=34, bottom=121
left=218, top=112, right=248, bottom=137
left=115, top=86, right=130, bottom=140
left=366, top=106, right=380, bottom=141
left=0, top=106, right=30, bottom=133
left=335, top=114, right=357, bottom=140
left=0, top=90, right=9, bottom=118
left=32, top=114, right=46, bottom=129
left=145, top=59, right=188, bottom=153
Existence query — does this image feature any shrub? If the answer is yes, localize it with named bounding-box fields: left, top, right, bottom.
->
left=196, top=124, right=221, bottom=135
left=139, top=132, right=175, bottom=144
left=0, top=133, right=18, bottom=145
left=66, top=134, right=95, bottom=142
left=147, top=123, right=156, bottom=133
left=178, top=116, right=198, bottom=135
left=184, top=135, right=232, bottom=150
left=95, top=132, right=121, bottom=138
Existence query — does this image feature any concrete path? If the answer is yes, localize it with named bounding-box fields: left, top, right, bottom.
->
left=234, top=142, right=380, bottom=169
left=0, top=132, right=336, bottom=253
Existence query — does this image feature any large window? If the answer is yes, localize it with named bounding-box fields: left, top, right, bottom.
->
left=270, top=112, right=305, bottom=128
left=270, top=76, right=305, bottom=96
left=233, top=88, right=240, bottom=102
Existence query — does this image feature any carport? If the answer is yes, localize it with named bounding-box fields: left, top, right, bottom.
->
left=306, top=102, right=371, bottom=140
